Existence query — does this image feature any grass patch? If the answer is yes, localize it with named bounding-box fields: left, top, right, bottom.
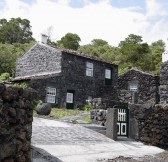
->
left=33, top=108, right=85, bottom=119
left=76, top=115, right=91, bottom=122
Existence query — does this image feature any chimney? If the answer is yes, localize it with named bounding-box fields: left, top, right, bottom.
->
left=162, top=51, right=168, bottom=62
left=41, top=34, right=48, bottom=44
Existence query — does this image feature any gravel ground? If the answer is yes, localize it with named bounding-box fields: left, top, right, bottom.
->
left=97, top=150, right=168, bottom=162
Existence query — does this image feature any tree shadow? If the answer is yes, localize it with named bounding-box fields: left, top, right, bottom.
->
left=32, top=146, right=63, bottom=162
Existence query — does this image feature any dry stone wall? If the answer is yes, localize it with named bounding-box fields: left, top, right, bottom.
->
left=90, top=98, right=127, bottom=125
left=0, top=82, right=36, bottom=162
left=129, top=104, right=168, bottom=148
left=91, top=98, right=168, bottom=148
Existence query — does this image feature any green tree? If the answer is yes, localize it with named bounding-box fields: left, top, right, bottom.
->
left=91, top=39, right=108, bottom=46
left=118, top=34, right=150, bottom=72
left=57, top=33, right=81, bottom=50
left=78, top=38, right=120, bottom=63
left=0, top=41, right=35, bottom=75
left=0, top=17, right=34, bottom=44
left=149, top=40, right=165, bottom=74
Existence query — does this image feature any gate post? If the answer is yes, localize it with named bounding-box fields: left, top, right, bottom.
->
left=106, top=108, right=118, bottom=140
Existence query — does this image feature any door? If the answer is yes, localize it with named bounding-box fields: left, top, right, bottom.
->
left=66, top=90, right=74, bottom=109
left=114, top=106, right=129, bottom=137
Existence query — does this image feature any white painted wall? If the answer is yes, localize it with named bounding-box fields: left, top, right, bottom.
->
left=162, top=51, right=168, bottom=62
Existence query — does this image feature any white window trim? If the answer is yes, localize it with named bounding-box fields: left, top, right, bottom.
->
left=66, top=93, right=73, bottom=103
left=86, top=62, right=93, bottom=77
left=47, top=87, right=56, bottom=103
left=129, top=84, right=138, bottom=92
left=105, top=69, right=111, bottom=79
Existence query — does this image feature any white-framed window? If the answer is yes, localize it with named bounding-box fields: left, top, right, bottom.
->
left=105, top=69, right=111, bottom=79
left=86, top=62, right=93, bottom=77
left=47, top=87, right=56, bottom=103
left=66, top=93, right=73, bottom=103
left=129, top=84, right=138, bottom=92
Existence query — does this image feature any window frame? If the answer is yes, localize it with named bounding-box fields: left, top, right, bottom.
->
left=46, top=87, right=56, bottom=103
left=66, top=92, right=73, bottom=103
left=86, top=62, right=93, bottom=77
left=129, top=82, right=138, bottom=92
left=105, top=69, right=111, bottom=79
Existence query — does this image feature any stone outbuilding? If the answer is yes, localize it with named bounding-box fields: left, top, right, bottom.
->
left=117, top=68, right=159, bottom=104
left=14, top=43, right=118, bottom=109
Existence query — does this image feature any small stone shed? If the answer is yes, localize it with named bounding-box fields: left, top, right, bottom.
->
left=14, top=43, right=118, bottom=109
left=118, top=68, right=159, bottom=104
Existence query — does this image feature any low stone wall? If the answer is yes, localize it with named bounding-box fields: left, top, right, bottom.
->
left=91, top=98, right=168, bottom=148
left=90, top=98, right=127, bottom=125
left=129, top=104, right=168, bottom=148
left=90, top=109, right=107, bottom=126
left=0, top=82, right=36, bottom=162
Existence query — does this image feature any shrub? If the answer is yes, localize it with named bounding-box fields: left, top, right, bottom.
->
left=14, top=82, right=28, bottom=88
left=33, top=99, right=43, bottom=109
left=0, top=73, right=10, bottom=80
left=83, top=103, right=91, bottom=111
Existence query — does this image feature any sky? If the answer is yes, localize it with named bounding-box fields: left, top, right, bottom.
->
left=0, top=0, right=168, bottom=49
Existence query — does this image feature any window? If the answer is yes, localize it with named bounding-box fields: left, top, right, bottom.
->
left=47, top=87, right=56, bottom=103
left=66, top=92, right=73, bottom=103
left=105, top=68, right=112, bottom=85
left=86, top=62, right=93, bottom=76
left=129, top=83, right=138, bottom=92
left=105, top=69, right=111, bottom=79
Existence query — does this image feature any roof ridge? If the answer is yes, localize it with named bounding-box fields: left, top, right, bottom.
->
left=37, top=42, right=117, bottom=66
left=119, top=67, right=154, bottom=77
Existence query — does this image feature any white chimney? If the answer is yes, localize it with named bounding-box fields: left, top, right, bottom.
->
left=41, top=34, right=48, bottom=44
left=162, top=51, right=168, bottom=62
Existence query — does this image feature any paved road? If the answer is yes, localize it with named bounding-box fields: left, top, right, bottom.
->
left=32, top=117, right=164, bottom=162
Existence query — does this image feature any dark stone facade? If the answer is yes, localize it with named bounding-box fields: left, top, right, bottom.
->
left=0, top=82, right=35, bottom=162
left=160, top=61, right=168, bottom=103
left=118, top=68, right=159, bottom=104
left=15, top=43, right=118, bottom=108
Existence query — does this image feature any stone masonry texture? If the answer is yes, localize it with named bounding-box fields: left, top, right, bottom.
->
left=160, top=61, right=168, bottom=103
left=129, top=103, right=168, bottom=148
left=0, top=82, right=36, bottom=162
left=15, top=44, right=62, bottom=77
left=118, top=68, right=159, bottom=104
left=15, top=43, right=118, bottom=108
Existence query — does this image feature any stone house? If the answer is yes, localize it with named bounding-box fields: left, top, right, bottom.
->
left=14, top=43, right=118, bottom=109
left=160, top=51, right=168, bottom=103
left=117, top=68, right=159, bottom=104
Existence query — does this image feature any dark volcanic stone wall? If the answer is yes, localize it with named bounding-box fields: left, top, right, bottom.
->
left=129, top=104, right=168, bottom=148
left=118, top=69, right=159, bottom=104
left=0, top=82, right=35, bottom=162
left=61, top=52, right=118, bottom=105
left=160, top=61, right=168, bottom=103
left=21, top=52, right=118, bottom=108
left=15, top=43, right=62, bottom=77
left=90, top=98, right=127, bottom=125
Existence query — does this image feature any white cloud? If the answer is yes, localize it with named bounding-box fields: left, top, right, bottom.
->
left=0, top=0, right=168, bottom=49
left=146, top=0, right=168, bottom=18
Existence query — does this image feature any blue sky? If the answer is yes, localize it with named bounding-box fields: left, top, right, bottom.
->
left=0, top=0, right=168, bottom=48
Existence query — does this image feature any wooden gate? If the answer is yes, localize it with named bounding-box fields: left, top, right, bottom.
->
left=114, top=106, right=129, bottom=137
